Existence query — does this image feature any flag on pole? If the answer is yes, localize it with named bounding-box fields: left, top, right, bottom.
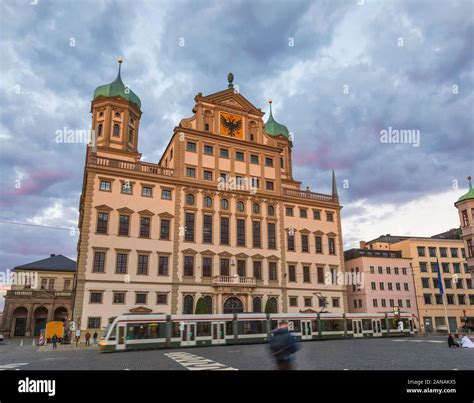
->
left=436, top=259, right=444, bottom=297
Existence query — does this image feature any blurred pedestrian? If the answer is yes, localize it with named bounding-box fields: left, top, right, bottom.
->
left=448, top=333, right=459, bottom=348
left=52, top=334, right=58, bottom=349
left=93, top=332, right=98, bottom=346
left=269, top=321, right=300, bottom=370
left=85, top=331, right=91, bottom=347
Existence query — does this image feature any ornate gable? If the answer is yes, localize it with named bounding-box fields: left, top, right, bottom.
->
left=199, top=88, right=264, bottom=116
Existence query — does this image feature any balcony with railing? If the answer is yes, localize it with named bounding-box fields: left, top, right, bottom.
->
left=6, top=289, right=73, bottom=298
left=282, top=187, right=338, bottom=203
left=212, top=275, right=256, bottom=287
left=88, top=153, right=175, bottom=177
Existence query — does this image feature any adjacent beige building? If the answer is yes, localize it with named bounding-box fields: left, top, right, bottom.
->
left=365, top=234, right=473, bottom=332
left=73, top=62, right=347, bottom=335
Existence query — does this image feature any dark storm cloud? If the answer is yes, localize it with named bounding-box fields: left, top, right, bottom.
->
left=0, top=0, right=472, bottom=273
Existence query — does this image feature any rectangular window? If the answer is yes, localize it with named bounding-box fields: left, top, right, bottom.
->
left=286, top=207, right=294, bottom=216
left=203, top=215, right=213, bottom=243
left=140, top=216, right=151, bottom=238
left=423, top=294, right=432, bottom=304
left=300, top=209, right=307, bottom=218
left=237, top=260, right=246, bottom=277
left=313, top=210, right=321, bottom=220
left=458, top=294, right=465, bottom=304
left=203, top=170, right=213, bottom=181
left=158, top=256, right=169, bottom=276
left=419, top=262, right=427, bottom=272
left=157, top=294, right=168, bottom=305
left=379, top=282, right=385, bottom=291
left=90, top=292, right=103, bottom=304
left=186, top=167, right=196, bottom=178
left=417, top=246, right=426, bottom=257
left=253, top=261, right=262, bottom=280
left=119, top=215, right=130, bottom=236
left=100, top=181, right=111, bottom=191
left=326, top=212, right=334, bottom=222
left=388, top=283, right=393, bottom=291
left=429, top=247, right=436, bottom=257
left=301, top=234, right=309, bottom=252
left=332, top=298, right=340, bottom=308
left=96, top=212, right=109, bottom=234
left=267, top=223, right=276, bottom=249
left=371, top=282, right=376, bottom=290
left=88, top=317, right=101, bottom=329
left=236, top=219, right=246, bottom=247
left=287, top=233, right=295, bottom=251
left=93, top=251, right=105, bottom=273
left=64, top=279, right=71, bottom=290
left=266, top=181, right=274, bottom=191
left=304, top=297, right=312, bottom=307
left=373, top=299, right=378, bottom=308
left=202, top=257, right=212, bottom=277
left=185, top=213, right=195, bottom=242
left=186, top=142, right=197, bottom=152
left=450, top=248, right=458, bottom=258
left=303, top=266, right=310, bottom=283
left=381, top=299, right=386, bottom=307
left=288, top=265, right=296, bottom=282
left=317, top=267, right=324, bottom=284
left=250, top=154, right=259, bottom=164
left=136, top=293, right=147, bottom=304
left=220, top=148, right=229, bottom=158
left=265, top=157, right=273, bottom=167
left=453, top=263, right=461, bottom=273
left=461, top=210, right=469, bottom=226
left=235, top=151, right=244, bottom=161
left=269, top=262, right=277, bottom=281
left=315, top=236, right=323, bottom=253
left=328, top=238, right=336, bottom=255
left=137, top=255, right=149, bottom=275
left=161, top=189, right=172, bottom=200
left=113, top=292, right=125, bottom=304
left=220, top=258, right=230, bottom=276
left=220, top=217, right=230, bottom=245
left=204, top=145, right=213, bottom=155
left=446, top=294, right=455, bottom=305
left=160, top=219, right=170, bottom=240
left=121, top=182, right=132, bottom=194
left=252, top=221, right=261, bottom=248
left=115, top=253, right=128, bottom=274
left=142, top=186, right=153, bottom=197
left=184, top=256, right=194, bottom=276
left=440, top=247, right=447, bottom=258
left=289, top=297, right=297, bottom=307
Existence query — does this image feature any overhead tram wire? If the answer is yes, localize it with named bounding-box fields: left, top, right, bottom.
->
left=0, top=220, right=75, bottom=232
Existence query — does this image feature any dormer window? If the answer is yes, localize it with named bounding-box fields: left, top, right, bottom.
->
left=113, top=124, right=120, bottom=137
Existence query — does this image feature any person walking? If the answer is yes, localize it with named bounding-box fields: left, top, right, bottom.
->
left=85, top=331, right=91, bottom=347
left=93, top=332, right=98, bottom=346
left=52, top=334, right=58, bottom=349
left=269, top=321, right=300, bottom=370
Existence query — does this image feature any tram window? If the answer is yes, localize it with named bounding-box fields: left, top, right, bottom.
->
left=197, top=322, right=212, bottom=337
left=172, top=323, right=181, bottom=338
left=225, top=321, right=233, bottom=336
left=109, top=325, right=116, bottom=340
left=271, top=320, right=279, bottom=330
left=238, top=320, right=265, bottom=335
left=346, top=319, right=353, bottom=331
left=381, top=320, right=388, bottom=330
left=311, top=320, right=319, bottom=332
left=320, top=319, right=344, bottom=332
left=128, top=323, right=164, bottom=339
left=362, top=319, right=372, bottom=331
left=288, top=320, right=301, bottom=333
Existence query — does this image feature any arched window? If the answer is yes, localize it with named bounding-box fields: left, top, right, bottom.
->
left=253, top=297, right=262, bottom=313
left=183, top=295, right=194, bottom=314
left=128, top=129, right=134, bottom=144
left=203, top=296, right=213, bottom=314
left=97, top=123, right=103, bottom=137
left=267, top=205, right=274, bottom=216
left=237, top=201, right=244, bottom=212
left=221, top=199, right=229, bottom=210
left=265, top=297, right=278, bottom=313
left=186, top=194, right=195, bottom=205
left=204, top=196, right=212, bottom=208
left=253, top=203, right=260, bottom=214
left=113, top=124, right=120, bottom=137
left=223, top=297, right=244, bottom=314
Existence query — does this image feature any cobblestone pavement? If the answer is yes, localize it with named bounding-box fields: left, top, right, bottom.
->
left=0, top=337, right=473, bottom=370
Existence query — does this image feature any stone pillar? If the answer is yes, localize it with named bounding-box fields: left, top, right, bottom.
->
left=25, top=306, right=33, bottom=337
left=217, top=293, right=222, bottom=314
left=246, top=294, right=252, bottom=313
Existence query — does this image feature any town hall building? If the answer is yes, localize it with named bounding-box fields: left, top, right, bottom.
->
left=73, top=60, right=347, bottom=335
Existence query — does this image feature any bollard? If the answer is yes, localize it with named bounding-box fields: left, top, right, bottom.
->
left=32, top=340, right=35, bottom=346
left=20, top=339, right=24, bottom=347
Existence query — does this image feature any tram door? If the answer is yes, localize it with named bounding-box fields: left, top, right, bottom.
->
left=372, top=319, right=382, bottom=337
left=181, top=322, right=196, bottom=346
left=301, top=320, right=312, bottom=340
left=353, top=320, right=363, bottom=338
left=116, top=324, right=126, bottom=350
left=212, top=322, right=226, bottom=345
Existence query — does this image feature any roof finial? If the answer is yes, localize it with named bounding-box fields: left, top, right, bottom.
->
left=227, top=72, right=234, bottom=88
left=116, top=57, right=123, bottom=80
left=268, top=99, right=273, bottom=116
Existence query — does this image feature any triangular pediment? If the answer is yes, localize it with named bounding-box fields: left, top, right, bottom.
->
left=129, top=306, right=152, bottom=314
left=200, top=89, right=264, bottom=116
left=95, top=204, right=113, bottom=212
left=138, top=209, right=155, bottom=216
left=252, top=253, right=265, bottom=260
left=235, top=252, right=249, bottom=259
left=200, top=249, right=216, bottom=256
left=117, top=207, right=135, bottom=214
left=181, top=248, right=198, bottom=255
left=158, top=212, right=174, bottom=219
left=218, top=251, right=233, bottom=257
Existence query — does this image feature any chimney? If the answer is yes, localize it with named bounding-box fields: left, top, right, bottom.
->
left=359, top=241, right=366, bottom=249
left=50, top=254, right=56, bottom=257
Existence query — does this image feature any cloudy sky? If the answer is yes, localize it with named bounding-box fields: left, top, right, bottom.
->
left=0, top=0, right=472, bottom=306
